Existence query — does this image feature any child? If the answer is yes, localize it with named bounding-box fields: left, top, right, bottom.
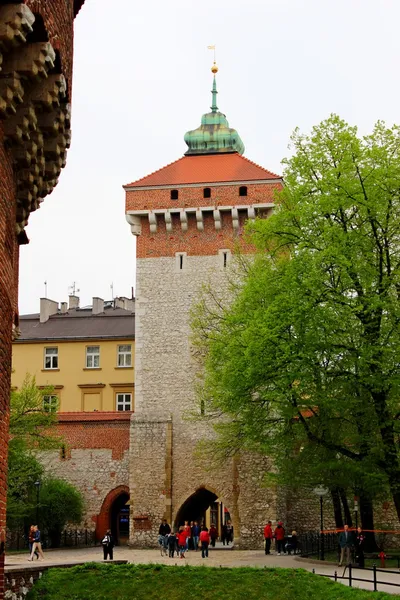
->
left=177, top=526, right=187, bottom=559
left=167, top=532, right=178, bottom=558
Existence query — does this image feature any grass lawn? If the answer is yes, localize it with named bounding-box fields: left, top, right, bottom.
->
left=26, top=563, right=399, bottom=600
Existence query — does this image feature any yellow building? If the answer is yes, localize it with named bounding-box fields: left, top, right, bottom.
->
left=12, top=295, right=135, bottom=413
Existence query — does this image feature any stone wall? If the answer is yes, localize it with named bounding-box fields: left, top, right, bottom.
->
left=38, top=413, right=130, bottom=540
left=130, top=254, right=278, bottom=548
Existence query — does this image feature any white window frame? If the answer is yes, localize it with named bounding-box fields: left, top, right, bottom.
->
left=86, top=345, right=100, bottom=369
left=44, top=347, right=58, bottom=370
left=43, top=395, right=58, bottom=413
left=116, top=393, right=132, bottom=411
left=117, top=344, right=132, bottom=368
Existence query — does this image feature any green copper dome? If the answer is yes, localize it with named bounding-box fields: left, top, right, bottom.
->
left=184, top=69, right=245, bottom=156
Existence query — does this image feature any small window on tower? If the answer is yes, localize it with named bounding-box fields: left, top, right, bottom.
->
left=171, top=189, right=179, bottom=200
left=203, top=187, right=211, bottom=198
left=239, top=186, right=248, bottom=197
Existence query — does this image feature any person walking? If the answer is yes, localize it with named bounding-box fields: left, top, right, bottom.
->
left=167, top=531, right=178, bottom=558
left=183, top=521, right=191, bottom=553
left=264, top=520, right=273, bottom=555
left=200, top=526, right=210, bottom=558
left=286, top=531, right=298, bottom=555
left=29, top=525, right=44, bottom=561
left=101, top=529, right=114, bottom=560
left=177, top=526, right=187, bottom=559
left=209, top=523, right=218, bottom=547
left=28, top=525, right=39, bottom=560
left=355, top=526, right=366, bottom=568
left=225, top=520, right=234, bottom=545
left=274, top=521, right=285, bottom=555
left=159, top=519, right=171, bottom=552
left=339, top=524, right=353, bottom=566
left=192, top=521, right=200, bottom=551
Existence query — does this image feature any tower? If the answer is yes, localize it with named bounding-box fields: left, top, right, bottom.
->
left=124, top=63, right=283, bottom=547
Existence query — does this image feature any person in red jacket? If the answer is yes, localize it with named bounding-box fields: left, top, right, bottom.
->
left=199, top=526, right=210, bottom=558
left=264, top=520, right=273, bottom=555
left=274, top=521, right=285, bottom=555
left=177, top=526, right=187, bottom=559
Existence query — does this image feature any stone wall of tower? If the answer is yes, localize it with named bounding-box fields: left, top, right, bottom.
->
left=129, top=252, right=277, bottom=548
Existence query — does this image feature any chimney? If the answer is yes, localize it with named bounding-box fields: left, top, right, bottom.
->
left=114, top=296, right=135, bottom=312
left=60, top=302, right=68, bottom=314
left=114, top=297, right=124, bottom=309
left=123, top=297, right=135, bottom=312
left=69, top=295, right=79, bottom=310
left=92, top=297, right=104, bottom=315
left=40, top=298, right=59, bottom=323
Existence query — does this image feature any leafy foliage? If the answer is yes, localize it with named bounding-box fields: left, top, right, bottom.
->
left=38, top=478, right=84, bottom=546
left=193, top=116, right=400, bottom=518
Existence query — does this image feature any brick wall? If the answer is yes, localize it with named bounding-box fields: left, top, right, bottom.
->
left=0, top=2, right=84, bottom=597
left=126, top=182, right=281, bottom=258
left=26, top=0, right=75, bottom=95
left=0, top=121, right=15, bottom=600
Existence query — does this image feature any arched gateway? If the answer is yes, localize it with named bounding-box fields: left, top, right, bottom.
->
left=96, top=485, right=130, bottom=545
left=125, top=63, right=281, bottom=549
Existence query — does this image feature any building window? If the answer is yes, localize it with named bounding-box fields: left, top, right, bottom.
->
left=117, top=344, right=132, bottom=367
left=86, top=345, right=100, bottom=368
left=116, top=393, right=132, bottom=411
left=239, top=185, right=248, bottom=197
left=44, top=347, right=58, bottom=369
left=43, top=395, right=58, bottom=413
left=171, top=189, right=179, bottom=200
left=203, top=187, right=211, bottom=198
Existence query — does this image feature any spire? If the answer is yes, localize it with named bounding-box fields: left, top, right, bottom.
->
left=184, top=61, right=245, bottom=156
left=211, top=62, right=218, bottom=112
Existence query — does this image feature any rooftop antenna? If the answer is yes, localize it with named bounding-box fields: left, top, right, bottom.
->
left=44, top=281, right=47, bottom=297
left=110, top=283, right=114, bottom=300
left=69, top=281, right=80, bottom=296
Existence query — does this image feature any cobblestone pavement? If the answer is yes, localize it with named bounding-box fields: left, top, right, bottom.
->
left=6, top=547, right=400, bottom=596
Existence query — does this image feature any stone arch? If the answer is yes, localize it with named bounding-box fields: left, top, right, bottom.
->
left=96, top=485, right=129, bottom=543
left=174, top=485, right=230, bottom=530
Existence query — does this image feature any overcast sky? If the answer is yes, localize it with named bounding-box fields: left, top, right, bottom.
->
left=18, top=0, right=400, bottom=313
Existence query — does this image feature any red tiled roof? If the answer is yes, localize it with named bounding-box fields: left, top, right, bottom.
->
left=124, top=153, right=281, bottom=188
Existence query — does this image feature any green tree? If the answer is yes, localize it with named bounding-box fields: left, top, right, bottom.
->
left=38, top=478, right=84, bottom=547
left=7, top=374, right=62, bottom=528
left=194, top=115, right=400, bottom=527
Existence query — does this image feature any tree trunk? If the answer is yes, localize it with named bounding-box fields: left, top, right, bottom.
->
left=359, top=494, right=378, bottom=552
left=339, top=488, right=353, bottom=527
left=331, top=488, right=344, bottom=528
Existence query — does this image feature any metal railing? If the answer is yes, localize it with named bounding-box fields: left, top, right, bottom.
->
left=7, top=528, right=97, bottom=551
left=313, top=564, right=400, bottom=593
left=297, top=531, right=339, bottom=558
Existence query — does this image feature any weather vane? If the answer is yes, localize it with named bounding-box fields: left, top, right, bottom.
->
left=207, top=44, right=216, bottom=64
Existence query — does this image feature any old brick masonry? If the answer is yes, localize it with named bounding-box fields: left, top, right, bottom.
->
left=0, top=2, right=84, bottom=597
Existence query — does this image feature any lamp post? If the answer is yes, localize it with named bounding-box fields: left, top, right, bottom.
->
left=34, top=480, right=41, bottom=525
left=313, top=486, right=329, bottom=561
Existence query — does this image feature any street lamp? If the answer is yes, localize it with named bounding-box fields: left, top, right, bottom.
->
left=313, top=485, right=329, bottom=561
left=34, top=480, right=41, bottom=525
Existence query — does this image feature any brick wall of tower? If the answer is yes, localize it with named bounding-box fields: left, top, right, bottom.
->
left=0, top=123, right=15, bottom=600
left=0, top=3, right=83, bottom=596
left=126, top=182, right=281, bottom=259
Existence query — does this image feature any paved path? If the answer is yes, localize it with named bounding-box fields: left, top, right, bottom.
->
left=6, top=547, right=400, bottom=596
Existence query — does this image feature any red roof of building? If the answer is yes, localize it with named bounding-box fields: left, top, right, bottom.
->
left=124, top=153, right=281, bottom=188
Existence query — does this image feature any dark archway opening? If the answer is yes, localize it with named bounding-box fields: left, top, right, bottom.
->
left=175, top=488, right=218, bottom=528
left=110, top=492, right=130, bottom=546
